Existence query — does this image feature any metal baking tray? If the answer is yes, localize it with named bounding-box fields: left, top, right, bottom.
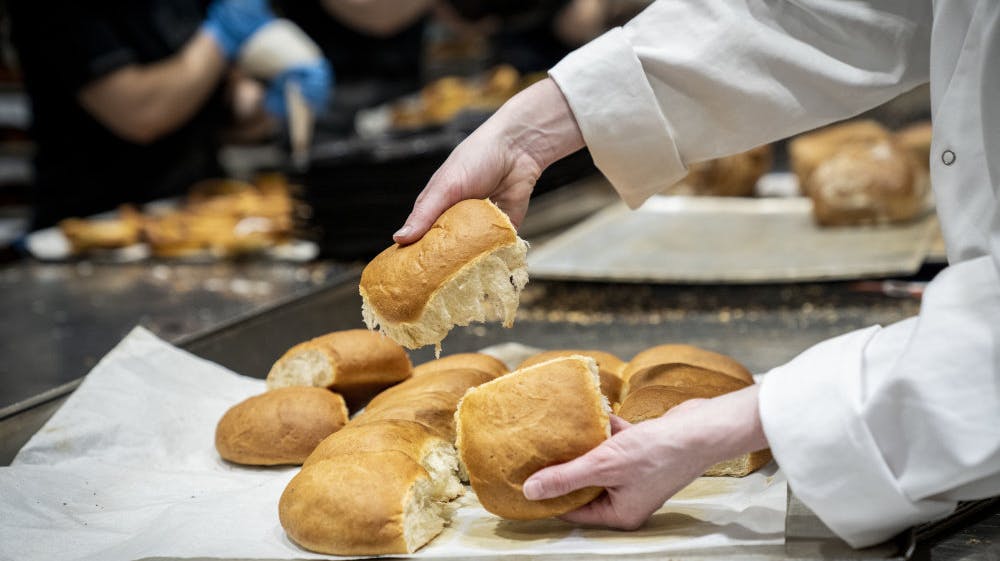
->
left=527, top=196, right=937, bottom=284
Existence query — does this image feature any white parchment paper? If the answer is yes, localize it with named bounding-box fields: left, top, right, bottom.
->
left=0, top=327, right=785, bottom=560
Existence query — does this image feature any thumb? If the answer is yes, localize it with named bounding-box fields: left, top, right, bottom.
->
left=523, top=454, right=606, bottom=501
left=393, top=185, right=462, bottom=245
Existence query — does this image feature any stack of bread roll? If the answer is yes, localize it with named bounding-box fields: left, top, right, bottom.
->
left=615, top=344, right=771, bottom=477
left=789, top=119, right=932, bottom=226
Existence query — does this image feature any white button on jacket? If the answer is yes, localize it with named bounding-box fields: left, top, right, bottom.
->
left=550, top=0, right=1000, bottom=548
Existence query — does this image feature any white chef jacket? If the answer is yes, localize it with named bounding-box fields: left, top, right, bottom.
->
left=549, top=0, right=1000, bottom=549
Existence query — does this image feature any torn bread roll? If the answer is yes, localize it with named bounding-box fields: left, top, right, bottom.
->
left=215, top=387, right=348, bottom=465
left=359, top=199, right=529, bottom=355
left=266, top=329, right=412, bottom=410
left=304, top=419, right=462, bottom=499
left=622, top=344, right=753, bottom=385
left=617, top=385, right=772, bottom=477
left=519, top=349, right=625, bottom=405
left=456, top=356, right=610, bottom=520
left=279, top=451, right=453, bottom=555
left=413, top=353, right=509, bottom=379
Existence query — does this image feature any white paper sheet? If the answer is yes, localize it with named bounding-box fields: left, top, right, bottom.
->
left=0, top=327, right=785, bottom=560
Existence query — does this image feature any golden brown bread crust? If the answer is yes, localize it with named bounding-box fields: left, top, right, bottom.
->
left=359, top=199, right=518, bottom=324
left=303, top=419, right=444, bottom=469
left=266, top=329, right=412, bottom=409
left=456, top=356, right=610, bottom=520
left=666, top=145, right=773, bottom=197
left=789, top=120, right=892, bottom=192
left=352, top=390, right=463, bottom=442
left=59, top=205, right=143, bottom=253
left=279, top=451, right=430, bottom=555
left=519, top=349, right=626, bottom=404
left=364, top=368, right=495, bottom=413
left=623, top=363, right=749, bottom=398
left=413, top=353, right=509, bottom=379
left=806, top=140, right=926, bottom=226
left=215, top=387, right=348, bottom=465
left=622, top=344, right=753, bottom=384
left=616, top=385, right=715, bottom=422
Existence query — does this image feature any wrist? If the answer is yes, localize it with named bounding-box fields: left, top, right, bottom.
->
left=494, top=77, right=585, bottom=173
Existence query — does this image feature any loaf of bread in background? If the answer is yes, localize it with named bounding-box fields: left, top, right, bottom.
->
left=622, top=363, right=749, bottom=398
left=518, top=349, right=625, bottom=405
left=622, top=344, right=754, bottom=385
left=806, top=140, right=928, bottom=226
left=789, top=120, right=892, bottom=193
left=617, top=385, right=772, bottom=477
left=279, top=451, right=453, bottom=555
left=304, top=419, right=462, bottom=499
left=360, top=199, right=529, bottom=355
left=59, top=205, right=143, bottom=253
left=895, top=120, right=933, bottom=171
left=215, top=387, right=348, bottom=465
left=266, top=329, right=412, bottom=410
left=456, top=356, right=610, bottom=520
left=664, top=145, right=773, bottom=197
left=413, top=353, right=509, bottom=379
left=352, top=368, right=494, bottom=442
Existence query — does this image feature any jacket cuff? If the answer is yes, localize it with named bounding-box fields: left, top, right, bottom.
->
left=549, top=28, right=686, bottom=209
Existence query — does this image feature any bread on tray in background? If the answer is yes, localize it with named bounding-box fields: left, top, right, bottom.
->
left=58, top=204, right=144, bottom=253
left=360, top=198, right=529, bottom=355
left=663, top=144, right=773, bottom=198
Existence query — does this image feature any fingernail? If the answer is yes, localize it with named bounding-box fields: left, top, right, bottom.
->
left=393, top=225, right=412, bottom=239
left=523, top=479, right=542, bottom=500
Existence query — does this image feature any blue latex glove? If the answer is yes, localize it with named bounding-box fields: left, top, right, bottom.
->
left=202, top=0, right=275, bottom=60
left=264, top=60, right=334, bottom=119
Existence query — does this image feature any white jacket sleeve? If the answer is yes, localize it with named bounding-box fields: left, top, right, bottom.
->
left=548, top=0, right=932, bottom=207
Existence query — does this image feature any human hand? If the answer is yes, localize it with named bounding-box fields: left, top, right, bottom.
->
left=392, top=78, right=585, bottom=244
left=203, top=0, right=275, bottom=60
left=523, top=386, right=768, bottom=530
left=264, top=60, right=334, bottom=118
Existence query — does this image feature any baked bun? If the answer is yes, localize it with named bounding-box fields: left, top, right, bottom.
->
left=304, top=419, right=462, bottom=499
left=215, top=387, right=348, bottom=465
left=622, top=363, right=749, bottom=398
left=789, top=120, right=892, bottom=192
left=664, top=145, right=773, bottom=197
left=895, top=120, right=932, bottom=171
left=360, top=199, right=529, bottom=355
left=617, top=386, right=772, bottom=477
left=806, top=140, right=928, bottom=226
left=413, top=353, right=509, bottom=379
left=519, top=349, right=625, bottom=405
left=59, top=205, right=143, bottom=253
left=266, top=329, right=412, bottom=410
left=456, top=356, right=610, bottom=520
left=279, top=451, right=452, bottom=555
left=622, top=344, right=753, bottom=385
left=364, top=368, right=495, bottom=413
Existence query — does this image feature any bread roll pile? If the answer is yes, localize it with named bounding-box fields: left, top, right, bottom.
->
left=616, top=344, right=771, bottom=477
left=790, top=119, right=931, bottom=226
left=359, top=198, right=529, bottom=356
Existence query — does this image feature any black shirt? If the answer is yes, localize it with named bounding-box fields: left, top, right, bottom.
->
left=10, top=0, right=226, bottom=229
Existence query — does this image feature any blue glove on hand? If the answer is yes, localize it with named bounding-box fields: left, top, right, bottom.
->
left=203, top=0, right=275, bottom=60
left=264, top=60, right=334, bottom=119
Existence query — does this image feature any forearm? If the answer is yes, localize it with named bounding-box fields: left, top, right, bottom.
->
left=320, top=0, right=432, bottom=36
left=79, top=30, right=227, bottom=144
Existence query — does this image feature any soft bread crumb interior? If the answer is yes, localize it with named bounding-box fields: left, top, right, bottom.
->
left=424, top=442, right=464, bottom=499
left=363, top=240, right=529, bottom=357
left=402, top=476, right=450, bottom=553
left=266, top=348, right=332, bottom=390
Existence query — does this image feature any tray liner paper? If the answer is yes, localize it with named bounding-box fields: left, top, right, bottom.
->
left=0, top=327, right=786, bottom=560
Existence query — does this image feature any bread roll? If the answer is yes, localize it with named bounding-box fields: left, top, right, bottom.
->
left=59, top=205, right=143, bottom=253
left=895, top=120, right=932, bottom=171
left=304, top=419, right=462, bottom=499
left=352, top=390, right=464, bottom=442
left=806, top=140, right=928, bottom=226
left=215, top=387, right=348, bottom=465
left=456, top=356, right=610, bottom=520
left=364, top=368, right=494, bottom=413
left=622, top=344, right=753, bottom=384
left=664, top=145, right=773, bottom=197
left=413, top=353, right=509, bottom=379
left=519, top=349, right=625, bottom=405
left=622, top=363, right=749, bottom=398
left=279, top=451, right=452, bottom=555
left=266, top=329, right=412, bottom=410
left=789, top=120, right=891, bottom=192
left=360, top=199, right=529, bottom=355
left=617, top=386, right=772, bottom=477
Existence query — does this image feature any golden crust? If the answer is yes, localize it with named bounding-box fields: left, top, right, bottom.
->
left=279, top=451, right=429, bottom=555
left=895, top=120, right=932, bottom=171
left=413, top=353, right=509, bottom=379
left=214, top=387, right=348, bottom=465
left=622, top=344, right=753, bottom=384
left=667, top=145, right=773, bottom=197
left=359, top=199, right=518, bottom=324
left=789, top=119, right=892, bottom=191
left=352, top=390, right=463, bottom=442
left=456, top=356, right=609, bottom=520
left=624, top=363, right=749, bottom=398
left=303, top=419, right=444, bottom=469
left=365, top=368, right=494, bottom=413
left=519, top=349, right=625, bottom=404
left=59, top=205, right=143, bottom=253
